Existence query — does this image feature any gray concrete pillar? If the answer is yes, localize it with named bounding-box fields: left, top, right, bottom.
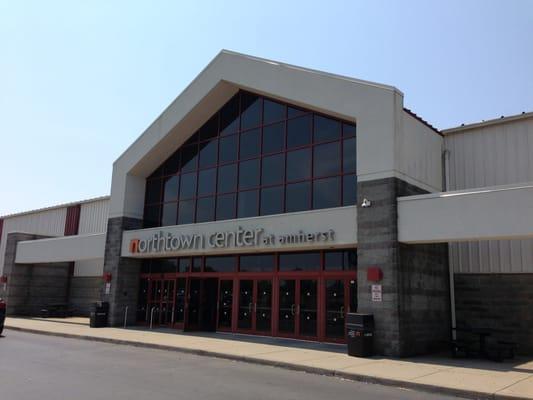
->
left=102, top=217, right=143, bottom=326
left=357, top=177, right=450, bottom=356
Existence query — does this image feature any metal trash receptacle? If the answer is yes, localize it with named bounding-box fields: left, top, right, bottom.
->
left=90, top=302, right=109, bottom=328
left=346, top=313, right=374, bottom=357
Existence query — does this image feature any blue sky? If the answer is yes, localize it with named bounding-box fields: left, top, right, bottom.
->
left=1, top=0, right=532, bottom=215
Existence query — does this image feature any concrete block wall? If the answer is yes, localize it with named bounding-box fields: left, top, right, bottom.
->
left=102, top=217, right=143, bottom=326
left=454, top=274, right=533, bottom=355
left=357, top=177, right=451, bottom=356
left=2, top=232, right=70, bottom=315
left=69, top=277, right=101, bottom=316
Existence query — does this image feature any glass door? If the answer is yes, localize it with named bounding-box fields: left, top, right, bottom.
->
left=160, top=279, right=174, bottom=325
left=255, top=280, right=272, bottom=333
left=148, top=279, right=162, bottom=325
left=278, top=279, right=296, bottom=335
left=238, top=280, right=254, bottom=330
left=299, top=279, right=318, bottom=338
left=278, top=279, right=317, bottom=339
left=325, top=279, right=346, bottom=340
left=218, top=280, right=233, bottom=331
left=185, top=278, right=201, bottom=330
left=137, top=278, right=149, bottom=322
left=237, top=279, right=273, bottom=334
left=173, top=278, right=186, bottom=328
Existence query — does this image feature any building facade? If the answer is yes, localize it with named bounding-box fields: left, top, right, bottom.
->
left=1, top=51, right=532, bottom=356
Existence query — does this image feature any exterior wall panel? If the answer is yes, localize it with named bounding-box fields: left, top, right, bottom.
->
left=397, top=112, right=443, bottom=192
left=0, top=207, right=67, bottom=275
left=445, top=117, right=533, bottom=274
left=74, top=259, right=104, bottom=277
left=78, top=198, right=109, bottom=234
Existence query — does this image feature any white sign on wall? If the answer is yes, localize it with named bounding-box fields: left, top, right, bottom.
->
left=371, top=284, right=382, bottom=302
left=121, top=206, right=358, bottom=258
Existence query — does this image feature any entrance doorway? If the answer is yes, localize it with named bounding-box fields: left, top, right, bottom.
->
left=185, top=278, right=218, bottom=332
left=278, top=278, right=319, bottom=339
left=236, top=279, right=273, bottom=334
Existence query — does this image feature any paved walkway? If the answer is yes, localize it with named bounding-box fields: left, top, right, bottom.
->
left=5, top=317, right=533, bottom=400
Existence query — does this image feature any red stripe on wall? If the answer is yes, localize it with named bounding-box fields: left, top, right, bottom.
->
left=64, top=205, right=81, bottom=236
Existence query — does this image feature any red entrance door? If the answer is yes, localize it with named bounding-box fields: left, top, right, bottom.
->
left=324, top=278, right=357, bottom=342
left=236, top=279, right=273, bottom=335
left=147, top=278, right=175, bottom=326
left=278, top=278, right=318, bottom=340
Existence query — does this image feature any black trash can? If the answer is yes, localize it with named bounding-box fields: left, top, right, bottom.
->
left=90, top=301, right=109, bottom=328
left=346, top=313, right=374, bottom=357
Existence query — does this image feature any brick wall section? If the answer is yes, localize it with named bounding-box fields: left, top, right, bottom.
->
left=2, top=232, right=70, bottom=315
left=69, top=277, right=101, bottom=316
left=102, top=217, right=143, bottom=326
left=455, top=274, right=533, bottom=355
left=357, top=177, right=450, bottom=356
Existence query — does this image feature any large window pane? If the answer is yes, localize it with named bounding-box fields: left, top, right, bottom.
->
left=178, top=258, right=191, bottom=273
left=196, top=196, right=215, bottom=223
left=178, top=199, right=195, bottom=224
left=240, top=92, right=261, bottom=130
left=238, top=158, right=260, bottom=189
left=286, top=148, right=311, bottom=182
left=239, top=254, right=275, bottom=272
left=145, top=179, right=162, bottom=204
left=314, top=115, right=340, bottom=143
left=198, top=168, right=216, bottom=196
left=343, top=174, right=357, bottom=206
left=198, top=139, right=218, bottom=168
left=219, top=134, right=238, bottom=164
left=143, top=204, right=160, bottom=228
left=179, top=172, right=197, bottom=199
left=163, top=151, right=180, bottom=175
left=204, top=256, right=236, bottom=272
left=343, top=122, right=356, bottom=138
left=180, top=145, right=198, bottom=172
left=288, top=106, right=306, bottom=118
left=238, top=190, right=258, bottom=218
left=239, top=128, right=260, bottom=159
left=313, top=142, right=341, bottom=177
left=161, top=202, right=177, bottom=226
left=199, top=114, right=219, bottom=141
left=262, top=122, right=285, bottom=154
left=343, top=137, right=357, bottom=173
left=220, top=94, right=240, bottom=136
left=263, top=99, right=285, bottom=124
left=261, top=153, right=284, bottom=186
left=279, top=252, right=320, bottom=271
left=260, top=186, right=284, bottom=216
left=324, top=250, right=357, bottom=271
left=286, top=181, right=311, bottom=212
left=216, top=193, right=236, bottom=221
left=217, top=163, right=237, bottom=193
left=287, top=115, right=312, bottom=149
left=313, top=177, right=340, bottom=209
left=163, top=175, right=179, bottom=202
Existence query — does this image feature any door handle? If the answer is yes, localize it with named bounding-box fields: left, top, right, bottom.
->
left=248, top=303, right=252, bottom=313
left=290, top=304, right=295, bottom=316
left=296, top=305, right=300, bottom=315
left=340, top=306, right=344, bottom=315
left=254, top=303, right=257, bottom=313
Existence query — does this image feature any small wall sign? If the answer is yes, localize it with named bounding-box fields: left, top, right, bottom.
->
left=371, top=284, right=382, bottom=302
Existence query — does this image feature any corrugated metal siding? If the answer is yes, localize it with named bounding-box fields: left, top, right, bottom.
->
left=445, top=117, right=533, bottom=274
left=0, top=207, right=67, bottom=275
left=78, top=199, right=109, bottom=234
left=74, top=259, right=104, bottom=277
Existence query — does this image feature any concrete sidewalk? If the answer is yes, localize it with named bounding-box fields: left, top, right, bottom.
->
left=4, top=317, right=533, bottom=400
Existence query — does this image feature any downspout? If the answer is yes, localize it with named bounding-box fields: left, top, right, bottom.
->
left=443, top=148, right=456, bottom=339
